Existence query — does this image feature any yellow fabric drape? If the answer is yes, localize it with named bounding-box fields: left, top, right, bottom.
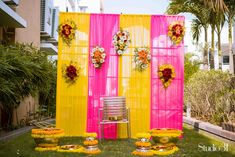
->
left=56, top=13, right=90, bottom=136
left=118, top=15, right=151, bottom=138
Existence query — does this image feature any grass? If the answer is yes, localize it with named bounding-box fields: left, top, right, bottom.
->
left=0, top=125, right=234, bottom=157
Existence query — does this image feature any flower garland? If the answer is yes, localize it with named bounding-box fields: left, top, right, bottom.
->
left=62, top=61, right=80, bottom=85
left=83, top=140, right=98, bottom=146
left=151, top=146, right=179, bottom=156
left=113, top=29, right=131, bottom=55
left=135, top=141, right=151, bottom=147
left=168, top=22, right=185, bottom=45
left=31, top=128, right=64, bottom=138
left=91, top=46, right=106, bottom=68
left=58, top=19, right=77, bottom=46
left=158, top=64, right=176, bottom=88
left=136, top=133, right=151, bottom=139
left=35, top=146, right=58, bottom=152
left=133, top=47, right=151, bottom=71
left=149, top=128, right=182, bottom=137
left=84, top=133, right=97, bottom=138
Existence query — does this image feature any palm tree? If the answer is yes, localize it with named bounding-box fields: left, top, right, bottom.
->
left=167, top=0, right=210, bottom=68
left=224, top=0, right=235, bottom=74
left=203, top=0, right=228, bottom=13
left=204, top=0, right=235, bottom=73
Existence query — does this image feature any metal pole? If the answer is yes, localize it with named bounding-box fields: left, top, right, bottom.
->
left=100, top=0, right=104, bottom=13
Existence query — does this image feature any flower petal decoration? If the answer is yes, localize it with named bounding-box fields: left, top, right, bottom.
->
left=58, top=19, right=77, bottom=46
left=112, top=29, right=131, bottom=55
left=62, top=61, right=80, bottom=85
left=158, top=64, right=176, bottom=88
left=91, top=46, right=106, bottom=68
left=168, top=22, right=185, bottom=45
left=133, top=47, right=151, bottom=71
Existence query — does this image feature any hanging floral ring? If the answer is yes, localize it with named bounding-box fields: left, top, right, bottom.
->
left=133, top=47, right=151, bottom=71
left=112, top=29, right=131, bottom=55
left=158, top=64, right=176, bottom=88
left=62, top=61, right=80, bottom=85
left=91, top=46, right=106, bottom=68
left=58, top=19, right=77, bottom=46
left=168, top=22, right=185, bottom=45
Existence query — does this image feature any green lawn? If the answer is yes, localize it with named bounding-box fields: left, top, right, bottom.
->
left=0, top=125, right=234, bottom=157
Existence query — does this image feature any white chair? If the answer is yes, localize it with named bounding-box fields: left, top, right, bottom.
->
left=98, top=96, right=131, bottom=140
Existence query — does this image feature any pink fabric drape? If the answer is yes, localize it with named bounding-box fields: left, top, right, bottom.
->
left=150, top=15, right=184, bottom=130
left=87, top=14, right=120, bottom=139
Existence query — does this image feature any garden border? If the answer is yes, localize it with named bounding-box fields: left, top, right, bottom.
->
left=183, top=117, right=235, bottom=143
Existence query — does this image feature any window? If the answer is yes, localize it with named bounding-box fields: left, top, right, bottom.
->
left=223, top=56, right=229, bottom=65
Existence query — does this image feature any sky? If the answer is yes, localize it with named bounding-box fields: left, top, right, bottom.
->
left=54, top=0, right=231, bottom=54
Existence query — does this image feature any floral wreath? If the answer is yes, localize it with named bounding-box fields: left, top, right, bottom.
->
left=158, top=64, right=176, bottom=88
left=91, top=46, right=106, bottom=68
left=133, top=47, right=151, bottom=71
left=62, top=61, right=80, bottom=85
left=168, top=22, right=185, bottom=45
left=112, top=29, right=131, bottom=55
left=58, top=19, right=77, bottom=46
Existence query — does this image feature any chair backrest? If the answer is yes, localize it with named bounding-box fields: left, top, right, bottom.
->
left=102, top=97, right=127, bottom=120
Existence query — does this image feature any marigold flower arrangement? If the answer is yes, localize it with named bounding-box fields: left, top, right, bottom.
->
left=132, top=132, right=153, bottom=156
left=58, top=19, right=77, bottom=46
left=158, top=64, right=176, bottom=88
left=133, top=47, right=151, bottom=71
left=91, top=46, right=106, bottom=68
left=113, top=29, right=131, bottom=55
left=83, top=132, right=101, bottom=155
left=31, top=128, right=64, bottom=138
left=168, top=22, right=185, bottom=45
left=62, top=61, right=80, bottom=85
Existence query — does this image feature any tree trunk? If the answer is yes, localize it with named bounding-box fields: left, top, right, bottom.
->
left=210, top=25, right=215, bottom=69
left=228, top=16, right=234, bottom=74
left=217, top=28, right=222, bottom=69
left=204, top=26, right=209, bottom=69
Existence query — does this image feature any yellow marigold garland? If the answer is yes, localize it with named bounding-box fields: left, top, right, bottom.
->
left=149, top=128, right=182, bottom=137
left=135, top=141, right=151, bottom=147
left=152, top=146, right=179, bottom=156
left=136, top=133, right=151, bottom=139
left=84, top=132, right=97, bottom=138
left=31, top=128, right=64, bottom=138
left=35, top=146, right=58, bottom=151
left=168, top=22, right=185, bottom=45
left=83, top=140, right=98, bottom=146
left=158, top=64, right=176, bottom=88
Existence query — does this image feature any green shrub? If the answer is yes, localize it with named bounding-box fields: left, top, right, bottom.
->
left=0, top=43, right=56, bottom=128
left=184, top=53, right=200, bottom=84
left=185, top=70, right=235, bottom=125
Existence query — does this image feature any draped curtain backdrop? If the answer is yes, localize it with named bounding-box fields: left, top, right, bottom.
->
left=87, top=14, right=120, bottom=139
left=56, top=13, right=184, bottom=138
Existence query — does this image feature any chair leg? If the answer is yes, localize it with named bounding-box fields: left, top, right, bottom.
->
left=101, top=124, right=104, bottom=140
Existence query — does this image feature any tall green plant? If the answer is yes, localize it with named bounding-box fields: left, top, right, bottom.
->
left=0, top=44, right=56, bottom=128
